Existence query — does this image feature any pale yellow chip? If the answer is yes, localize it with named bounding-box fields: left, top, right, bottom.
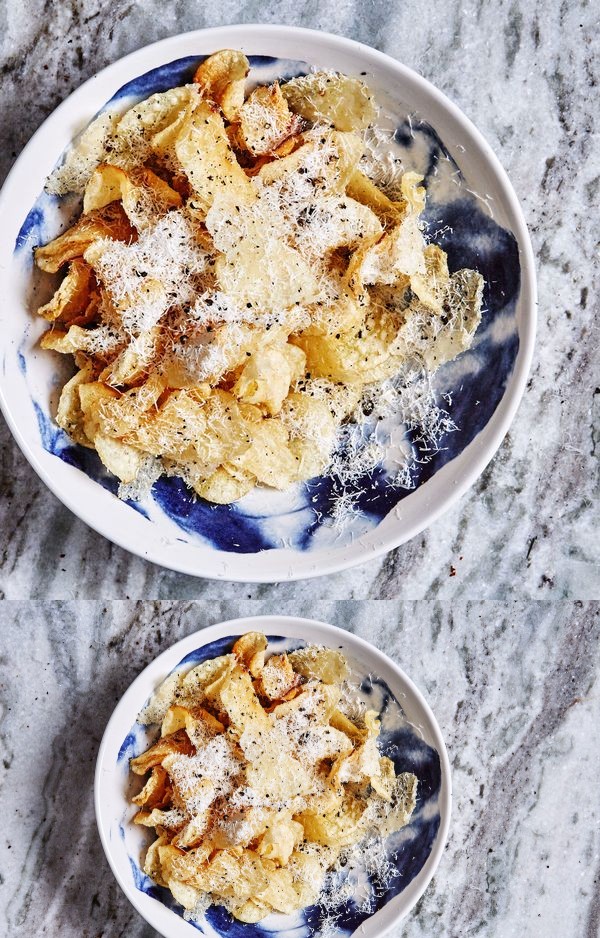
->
left=281, top=72, right=377, bottom=131
left=235, top=82, right=301, bottom=156
left=233, top=344, right=306, bottom=415
left=55, top=362, right=96, bottom=447
left=175, top=100, right=255, bottom=213
left=288, top=646, right=349, bottom=684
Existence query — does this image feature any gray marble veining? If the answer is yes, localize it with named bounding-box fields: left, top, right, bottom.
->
left=0, top=600, right=598, bottom=937
left=0, top=0, right=598, bottom=602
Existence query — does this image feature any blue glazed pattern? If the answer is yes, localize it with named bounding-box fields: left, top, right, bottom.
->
left=14, top=55, right=521, bottom=553
left=118, top=636, right=442, bottom=938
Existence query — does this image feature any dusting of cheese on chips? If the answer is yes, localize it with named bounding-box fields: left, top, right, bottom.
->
left=35, top=49, right=484, bottom=517
left=131, top=633, right=418, bottom=925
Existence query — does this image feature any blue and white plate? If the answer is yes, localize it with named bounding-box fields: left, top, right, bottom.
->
left=95, top=615, right=451, bottom=938
left=0, top=25, right=536, bottom=580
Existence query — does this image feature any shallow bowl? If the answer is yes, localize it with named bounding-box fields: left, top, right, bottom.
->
left=95, top=614, right=451, bottom=937
left=0, top=24, right=536, bottom=580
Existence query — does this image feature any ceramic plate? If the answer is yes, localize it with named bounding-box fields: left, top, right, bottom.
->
left=95, top=615, right=451, bottom=937
left=0, top=25, right=536, bottom=579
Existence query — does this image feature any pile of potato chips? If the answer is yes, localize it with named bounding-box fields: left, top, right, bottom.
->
left=36, top=49, right=483, bottom=504
left=130, top=632, right=417, bottom=922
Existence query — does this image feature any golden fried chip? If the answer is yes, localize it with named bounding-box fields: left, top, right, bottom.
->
left=193, top=49, right=250, bottom=121
left=132, top=765, right=171, bottom=809
left=37, top=259, right=95, bottom=323
left=35, top=202, right=135, bottom=273
left=235, top=82, right=302, bottom=156
left=130, top=729, right=194, bottom=775
left=255, top=654, right=300, bottom=701
left=232, top=632, right=268, bottom=677
left=83, top=163, right=181, bottom=220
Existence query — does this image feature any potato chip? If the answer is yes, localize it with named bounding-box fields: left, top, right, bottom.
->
left=254, top=654, right=300, bottom=701
left=346, top=169, right=404, bottom=223
left=55, top=362, right=95, bottom=447
left=258, top=130, right=363, bottom=193
left=132, top=765, right=171, bottom=809
left=232, top=632, right=268, bottom=677
left=281, top=72, right=376, bottom=131
left=37, top=260, right=95, bottom=323
left=130, top=729, right=194, bottom=775
left=233, top=344, right=305, bottom=415
left=235, top=82, right=302, bottom=156
left=298, top=793, right=366, bottom=847
left=83, top=163, right=181, bottom=220
left=175, top=101, right=255, bottom=213
left=193, top=49, right=250, bottom=121
left=257, top=813, right=303, bottom=865
left=193, top=465, right=255, bottom=503
left=288, top=646, right=349, bottom=684
left=35, top=202, right=135, bottom=273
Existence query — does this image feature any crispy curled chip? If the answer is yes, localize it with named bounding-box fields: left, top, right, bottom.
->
left=130, top=729, right=195, bottom=775
left=161, top=704, right=224, bottom=749
left=94, top=432, right=146, bottom=482
left=83, top=163, right=181, bottom=220
left=134, top=807, right=187, bottom=831
left=37, top=259, right=95, bottom=323
left=256, top=813, right=303, bottom=865
left=235, top=82, right=302, bottom=156
left=143, top=831, right=171, bottom=887
left=298, top=793, right=366, bottom=847
left=288, top=646, right=349, bottom=684
left=258, top=130, right=363, bottom=193
left=35, top=202, right=135, bottom=273
left=132, top=765, right=171, bottom=809
left=177, top=654, right=237, bottom=705
left=232, top=632, right=268, bottom=677
left=116, top=85, right=196, bottom=144
left=229, top=418, right=298, bottom=491
left=158, top=842, right=212, bottom=887
left=219, top=666, right=271, bottom=732
left=193, top=49, right=250, bottom=121
left=233, top=344, right=306, bottom=415
left=175, top=101, right=255, bottom=213
left=254, top=654, right=300, bottom=701
left=45, top=110, right=121, bottom=196
left=281, top=72, right=376, bottom=131
left=346, top=169, right=404, bottom=223
left=293, top=195, right=382, bottom=256
left=194, top=465, right=255, bottom=504
left=55, top=361, right=95, bottom=447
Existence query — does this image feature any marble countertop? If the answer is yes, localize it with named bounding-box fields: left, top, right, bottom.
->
left=0, top=600, right=597, bottom=937
left=0, top=0, right=598, bottom=600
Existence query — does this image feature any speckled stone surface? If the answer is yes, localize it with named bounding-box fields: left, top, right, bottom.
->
left=0, top=600, right=598, bottom=937
left=0, top=0, right=598, bottom=599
